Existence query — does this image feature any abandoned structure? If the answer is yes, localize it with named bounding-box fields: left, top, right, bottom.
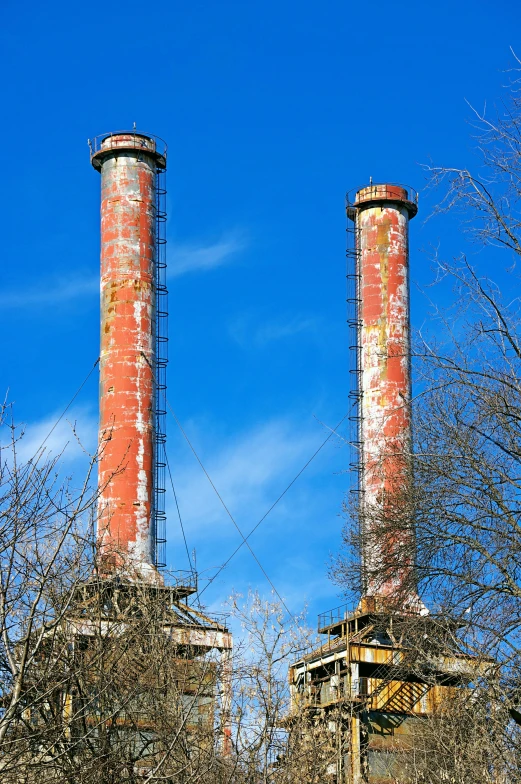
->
left=56, top=131, right=233, bottom=764
left=288, top=185, right=476, bottom=783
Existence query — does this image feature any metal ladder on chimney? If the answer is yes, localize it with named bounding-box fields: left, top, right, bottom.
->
left=346, top=211, right=364, bottom=581
left=153, top=165, right=168, bottom=569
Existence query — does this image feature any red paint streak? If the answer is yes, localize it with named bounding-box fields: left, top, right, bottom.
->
left=95, top=135, right=158, bottom=581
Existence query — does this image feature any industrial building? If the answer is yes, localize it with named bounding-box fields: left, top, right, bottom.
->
left=288, top=185, right=477, bottom=784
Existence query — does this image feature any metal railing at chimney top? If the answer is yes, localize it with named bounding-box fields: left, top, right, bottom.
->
left=345, top=182, right=419, bottom=210
left=88, top=131, right=168, bottom=162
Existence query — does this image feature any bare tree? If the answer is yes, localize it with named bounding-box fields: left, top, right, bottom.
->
left=0, top=408, right=232, bottom=783
left=0, top=406, right=336, bottom=784
left=0, top=404, right=96, bottom=778
left=226, top=591, right=335, bottom=784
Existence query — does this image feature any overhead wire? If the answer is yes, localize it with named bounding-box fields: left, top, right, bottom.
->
left=198, top=410, right=349, bottom=599
left=31, top=357, right=100, bottom=460
left=165, top=402, right=296, bottom=622
left=164, top=450, right=192, bottom=573
left=162, top=446, right=203, bottom=607
left=140, top=351, right=347, bottom=625
left=23, top=338, right=346, bottom=625
left=138, top=351, right=285, bottom=612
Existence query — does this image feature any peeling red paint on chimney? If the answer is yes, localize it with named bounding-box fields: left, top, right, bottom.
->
left=91, top=133, right=165, bottom=583
left=349, top=184, right=422, bottom=607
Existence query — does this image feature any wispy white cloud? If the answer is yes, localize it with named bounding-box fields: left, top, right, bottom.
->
left=168, top=230, right=247, bottom=278
left=164, top=414, right=346, bottom=615
left=255, top=315, right=319, bottom=345
left=166, top=417, right=328, bottom=538
left=2, top=231, right=246, bottom=308
left=0, top=275, right=98, bottom=308
left=229, top=313, right=320, bottom=348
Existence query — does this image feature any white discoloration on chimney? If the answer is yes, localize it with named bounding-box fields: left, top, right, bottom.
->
left=95, top=135, right=161, bottom=584
left=352, top=189, right=422, bottom=607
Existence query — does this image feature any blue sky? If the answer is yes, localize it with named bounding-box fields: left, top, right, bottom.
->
left=2, top=0, right=519, bottom=628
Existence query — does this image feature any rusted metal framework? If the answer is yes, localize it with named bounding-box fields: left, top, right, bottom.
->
left=290, top=603, right=479, bottom=784
left=21, top=577, right=234, bottom=772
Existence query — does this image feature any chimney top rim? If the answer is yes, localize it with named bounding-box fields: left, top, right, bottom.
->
left=346, top=182, right=418, bottom=219
left=89, top=130, right=167, bottom=171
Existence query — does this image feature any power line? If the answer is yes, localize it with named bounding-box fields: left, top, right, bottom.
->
left=198, top=411, right=349, bottom=599
left=139, top=350, right=293, bottom=617
left=139, top=351, right=346, bottom=624
left=32, top=357, right=100, bottom=459
left=164, top=450, right=192, bottom=571
left=166, top=403, right=296, bottom=622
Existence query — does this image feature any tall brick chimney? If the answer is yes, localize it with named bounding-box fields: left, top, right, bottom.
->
left=348, top=184, right=422, bottom=608
left=90, top=132, right=166, bottom=583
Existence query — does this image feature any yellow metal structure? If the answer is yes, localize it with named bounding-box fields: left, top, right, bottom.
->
left=289, top=602, right=479, bottom=784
